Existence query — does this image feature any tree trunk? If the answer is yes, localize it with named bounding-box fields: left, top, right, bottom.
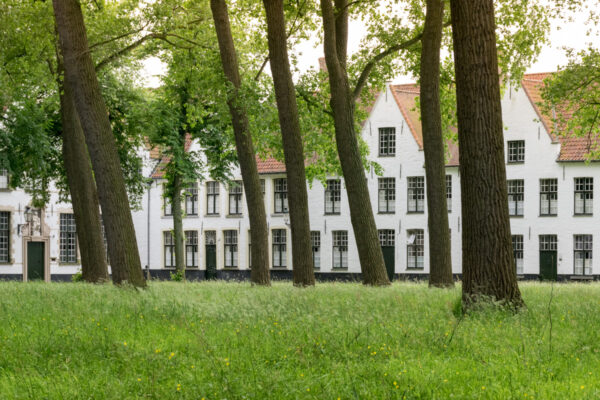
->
left=52, top=0, right=146, bottom=287
left=262, top=0, right=315, bottom=287
left=210, top=0, right=270, bottom=286
left=171, top=172, right=185, bottom=279
left=58, top=80, right=109, bottom=283
left=420, top=0, right=454, bottom=288
left=320, top=0, right=389, bottom=286
left=450, top=0, right=523, bottom=307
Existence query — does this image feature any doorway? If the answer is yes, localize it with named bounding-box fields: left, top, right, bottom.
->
left=205, top=231, right=217, bottom=280
left=379, top=229, right=395, bottom=281
left=539, top=235, right=557, bottom=281
left=27, top=241, right=45, bottom=281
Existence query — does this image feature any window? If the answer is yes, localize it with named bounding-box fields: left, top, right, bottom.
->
left=446, top=175, right=452, bottom=212
left=260, top=179, right=265, bottom=195
left=0, top=212, right=9, bottom=263
left=379, top=229, right=395, bottom=247
left=229, top=180, right=243, bottom=215
left=574, top=177, right=593, bottom=215
left=325, top=179, right=341, bottom=214
left=164, top=231, right=175, bottom=268
left=248, top=231, right=252, bottom=268
left=60, top=213, right=77, bottom=263
left=378, top=178, right=395, bottom=213
left=574, top=235, right=593, bottom=275
left=407, top=177, right=425, bottom=213
left=512, top=235, right=523, bottom=274
left=272, top=229, right=287, bottom=268
left=311, top=231, right=321, bottom=269
left=0, top=170, right=8, bottom=190
left=539, top=235, right=557, bottom=251
left=540, top=179, right=557, bottom=216
left=407, top=229, right=424, bottom=270
left=206, top=181, right=220, bottom=215
left=224, top=230, right=238, bottom=268
left=332, top=231, right=348, bottom=269
left=507, top=140, right=525, bottom=163
left=185, top=182, right=198, bottom=216
left=186, top=231, right=198, bottom=268
left=507, top=180, right=524, bottom=216
left=274, top=178, right=288, bottom=213
left=379, top=127, right=396, bottom=156
left=163, top=185, right=172, bottom=216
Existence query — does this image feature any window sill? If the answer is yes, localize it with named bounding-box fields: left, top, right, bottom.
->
left=226, top=214, right=243, bottom=218
left=507, top=161, right=525, bottom=165
left=331, top=267, right=348, bottom=271
left=223, top=267, right=239, bottom=270
left=570, top=275, right=593, bottom=280
left=271, top=213, right=289, bottom=217
left=406, top=268, right=425, bottom=271
left=271, top=266, right=288, bottom=270
left=378, top=154, right=396, bottom=158
left=509, top=215, right=524, bottom=218
left=59, top=262, right=80, bottom=266
left=184, top=215, right=200, bottom=219
left=406, top=211, right=424, bottom=215
left=538, top=214, right=557, bottom=217
left=573, top=214, right=593, bottom=217
left=0, top=262, right=13, bottom=265
left=378, top=212, right=395, bottom=215
left=204, top=214, right=221, bottom=218
left=324, top=213, right=341, bottom=216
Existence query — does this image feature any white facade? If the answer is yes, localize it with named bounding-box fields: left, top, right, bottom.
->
left=1, top=77, right=599, bottom=280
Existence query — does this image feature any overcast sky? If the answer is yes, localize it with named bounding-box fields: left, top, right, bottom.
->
left=141, top=5, right=600, bottom=87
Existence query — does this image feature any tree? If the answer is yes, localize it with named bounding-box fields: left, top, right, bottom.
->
left=319, top=0, right=390, bottom=286
left=419, top=0, right=453, bottom=288
left=211, top=0, right=271, bottom=285
left=450, top=0, right=523, bottom=307
left=262, top=0, right=315, bottom=286
left=52, top=0, right=146, bottom=287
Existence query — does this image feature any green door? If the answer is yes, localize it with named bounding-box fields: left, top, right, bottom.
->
left=27, top=242, right=45, bottom=281
left=205, top=244, right=216, bottom=280
left=382, top=246, right=395, bottom=282
left=539, top=251, right=557, bottom=281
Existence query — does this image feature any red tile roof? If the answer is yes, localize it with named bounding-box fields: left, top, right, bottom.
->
left=520, top=73, right=600, bottom=161
left=256, top=156, right=286, bottom=174
left=151, top=134, right=193, bottom=179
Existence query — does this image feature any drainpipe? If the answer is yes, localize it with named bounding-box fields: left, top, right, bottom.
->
left=147, top=180, right=152, bottom=280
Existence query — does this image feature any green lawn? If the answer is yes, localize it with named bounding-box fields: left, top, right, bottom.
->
left=0, top=281, right=599, bottom=399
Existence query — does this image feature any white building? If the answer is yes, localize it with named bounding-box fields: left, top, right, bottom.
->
left=1, top=73, right=598, bottom=281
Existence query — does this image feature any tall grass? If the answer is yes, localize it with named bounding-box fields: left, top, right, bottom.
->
left=0, top=281, right=599, bottom=399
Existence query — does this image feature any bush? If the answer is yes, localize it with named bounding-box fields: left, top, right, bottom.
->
left=169, top=270, right=184, bottom=282
left=71, top=270, right=83, bottom=282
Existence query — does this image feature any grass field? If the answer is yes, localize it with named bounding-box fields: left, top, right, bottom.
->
left=0, top=281, right=599, bottom=399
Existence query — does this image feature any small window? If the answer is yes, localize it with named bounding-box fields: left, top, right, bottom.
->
left=407, top=229, right=424, bottom=270
left=229, top=180, right=243, bottom=215
left=574, top=177, right=593, bottom=215
left=332, top=231, right=348, bottom=269
left=539, top=179, right=557, bottom=216
left=507, top=140, right=525, bottom=163
left=574, top=234, right=593, bottom=275
left=0, top=211, right=10, bottom=263
left=446, top=175, right=452, bottom=213
left=260, top=179, right=265, bottom=195
left=272, top=229, right=287, bottom=268
left=378, top=178, right=395, bottom=214
left=379, top=127, right=396, bottom=156
left=507, top=179, right=524, bottom=216
left=311, top=231, right=321, bottom=269
left=512, top=235, right=523, bottom=274
left=379, top=229, right=395, bottom=247
left=407, top=177, right=425, bottom=213
left=163, top=184, right=172, bottom=216
left=164, top=231, right=175, bottom=268
left=186, top=231, right=198, bottom=268
left=274, top=178, right=288, bottom=213
left=539, top=235, right=557, bottom=251
left=206, top=181, right=220, bottom=215
left=325, top=179, right=341, bottom=214
left=224, top=230, right=238, bottom=268
left=60, top=213, right=77, bottom=263
left=0, top=170, right=9, bottom=190
left=185, top=182, right=198, bottom=216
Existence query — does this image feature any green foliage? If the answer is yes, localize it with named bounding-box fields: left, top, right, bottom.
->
left=169, top=270, right=185, bottom=282
left=541, top=47, right=600, bottom=160
left=1, top=282, right=600, bottom=398
left=71, top=270, right=84, bottom=283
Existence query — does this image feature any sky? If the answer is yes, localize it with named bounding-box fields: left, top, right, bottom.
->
left=140, top=4, right=600, bottom=88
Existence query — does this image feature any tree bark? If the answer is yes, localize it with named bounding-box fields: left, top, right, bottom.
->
left=450, top=0, right=523, bottom=306
left=420, top=0, right=454, bottom=288
left=52, top=0, right=146, bottom=287
left=58, top=80, right=109, bottom=283
left=262, top=0, right=315, bottom=287
left=210, top=0, right=270, bottom=285
left=171, top=172, right=185, bottom=278
left=320, top=0, right=389, bottom=286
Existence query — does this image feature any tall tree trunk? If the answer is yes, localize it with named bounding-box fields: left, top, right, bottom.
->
left=52, top=0, right=146, bottom=287
left=171, top=172, right=185, bottom=279
left=262, top=0, right=315, bottom=287
left=450, top=0, right=523, bottom=306
left=58, top=80, right=109, bottom=283
left=210, top=0, right=270, bottom=285
left=420, top=0, right=454, bottom=288
left=320, top=0, right=389, bottom=286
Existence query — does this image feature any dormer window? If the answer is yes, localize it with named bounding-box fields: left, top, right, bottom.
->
left=379, top=127, right=396, bottom=156
left=507, top=140, right=525, bottom=163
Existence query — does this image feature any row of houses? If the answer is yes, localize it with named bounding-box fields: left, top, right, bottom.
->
left=1, top=73, right=599, bottom=281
